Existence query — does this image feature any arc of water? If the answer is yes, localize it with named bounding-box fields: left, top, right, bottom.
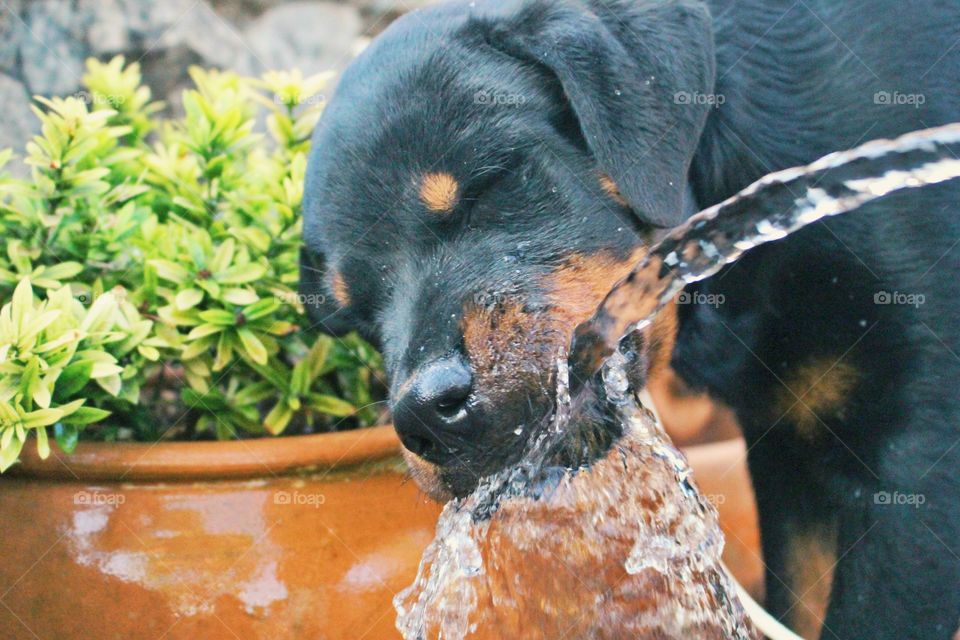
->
left=568, top=123, right=960, bottom=387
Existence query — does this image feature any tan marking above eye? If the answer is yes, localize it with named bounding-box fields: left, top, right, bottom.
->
left=419, top=172, right=460, bottom=214
left=598, top=173, right=629, bottom=207
left=776, top=358, right=859, bottom=440
left=330, top=271, right=351, bottom=307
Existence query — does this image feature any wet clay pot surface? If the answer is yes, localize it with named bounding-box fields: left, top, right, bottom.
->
left=0, top=425, right=442, bottom=640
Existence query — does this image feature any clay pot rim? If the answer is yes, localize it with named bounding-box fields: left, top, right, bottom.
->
left=10, top=424, right=402, bottom=482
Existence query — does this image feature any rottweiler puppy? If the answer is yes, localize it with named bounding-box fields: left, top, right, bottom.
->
left=300, top=0, right=960, bottom=637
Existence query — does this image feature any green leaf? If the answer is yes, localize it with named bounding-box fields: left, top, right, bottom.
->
left=198, top=309, right=236, bottom=326
left=18, top=358, right=42, bottom=407
left=242, top=297, right=280, bottom=321
left=181, top=387, right=229, bottom=412
left=290, top=358, right=311, bottom=397
left=96, top=374, right=122, bottom=397
left=263, top=401, right=293, bottom=435
left=137, top=344, right=160, bottom=361
left=308, top=394, right=356, bottom=418
left=306, top=336, right=332, bottom=380
left=222, top=288, right=258, bottom=306
left=81, top=291, right=119, bottom=333
left=187, top=323, right=224, bottom=341
left=11, top=278, right=34, bottom=333
left=210, top=238, right=236, bottom=274
left=232, top=381, right=274, bottom=406
left=175, top=288, right=204, bottom=310
left=90, top=362, right=124, bottom=379
left=149, top=259, right=189, bottom=285
left=217, top=262, right=266, bottom=285
left=22, top=407, right=65, bottom=429
left=0, top=434, right=24, bottom=472
left=55, top=361, right=93, bottom=400
left=61, top=407, right=111, bottom=427
left=54, top=422, right=80, bottom=453
left=61, top=407, right=110, bottom=426
left=39, top=262, right=84, bottom=282
left=237, top=328, right=267, bottom=365
left=36, top=426, right=50, bottom=459
left=213, top=332, right=233, bottom=371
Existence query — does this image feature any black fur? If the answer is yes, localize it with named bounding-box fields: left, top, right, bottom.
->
left=301, top=1, right=960, bottom=637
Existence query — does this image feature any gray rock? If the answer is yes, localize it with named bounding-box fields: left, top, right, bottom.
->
left=18, top=0, right=89, bottom=96
left=0, top=73, right=39, bottom=178
left=3, top=0, right=397, bottom=126
left=154, top=2, right=249, bottom=71
left=242, top=2, right=362, bottom=76
left=0, top=0, right=24, bottom=74
left=209, top=0, right=290, bottom=25
left=77, top=0, right=251, bottom=111
left=81, top=0, right=245, bottom=69
left=355, top=0, right=436, bottom=19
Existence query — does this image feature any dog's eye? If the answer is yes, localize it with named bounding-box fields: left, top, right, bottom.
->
left=459, top=157, right=523, bottom=222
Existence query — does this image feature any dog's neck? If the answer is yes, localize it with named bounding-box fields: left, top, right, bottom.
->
left=689, top=0, right=870, bottom=208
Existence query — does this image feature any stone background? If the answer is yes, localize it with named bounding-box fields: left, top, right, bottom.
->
left=0, top=0, right=434, bottom=164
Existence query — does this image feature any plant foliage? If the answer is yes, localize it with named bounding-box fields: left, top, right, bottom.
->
left=0, top=58, right=383, bottom=471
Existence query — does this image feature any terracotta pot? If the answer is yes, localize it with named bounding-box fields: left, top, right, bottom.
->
left=0, top=425, right=442, bottom=640
left=648, top=375, right=765, bottom=600
left=683, top=438, right=765, bottom=602
left=0, top=423, right=761, bottom=640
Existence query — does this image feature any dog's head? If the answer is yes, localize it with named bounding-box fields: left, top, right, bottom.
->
left=301, top=0, right=715, bottom=498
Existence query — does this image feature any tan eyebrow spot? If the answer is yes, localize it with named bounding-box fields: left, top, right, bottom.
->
left=330, top=271, right=350, bottom=307
left=599, top=173, right=629, bottom=207
left=419, top=172, right=460, bottom=213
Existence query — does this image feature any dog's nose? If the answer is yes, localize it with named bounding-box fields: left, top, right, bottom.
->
left=393, top=355, right=473, bottom=465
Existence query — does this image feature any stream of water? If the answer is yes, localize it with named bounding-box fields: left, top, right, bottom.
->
left=394, top=124, right=960, bottom=639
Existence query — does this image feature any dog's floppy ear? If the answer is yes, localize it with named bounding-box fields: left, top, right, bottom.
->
left=299, top=246, right=357, bottom=336
left=481, top=0, right=715, bottom=227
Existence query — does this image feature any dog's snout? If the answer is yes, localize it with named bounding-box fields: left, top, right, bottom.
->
left=393, top=355, right=473, bottom=464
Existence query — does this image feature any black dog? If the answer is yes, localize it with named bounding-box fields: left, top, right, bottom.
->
left=300, top=1, right=960, bottom=637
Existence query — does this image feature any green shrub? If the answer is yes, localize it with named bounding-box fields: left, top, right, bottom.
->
left=0, top=58, right=384, bottom=471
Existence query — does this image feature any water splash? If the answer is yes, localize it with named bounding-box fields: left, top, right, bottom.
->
left=396, top=354, right=755, bottom=639
left=569, top=124, right=960, bottom=384
left=396, top=123, right=960, bottom=639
